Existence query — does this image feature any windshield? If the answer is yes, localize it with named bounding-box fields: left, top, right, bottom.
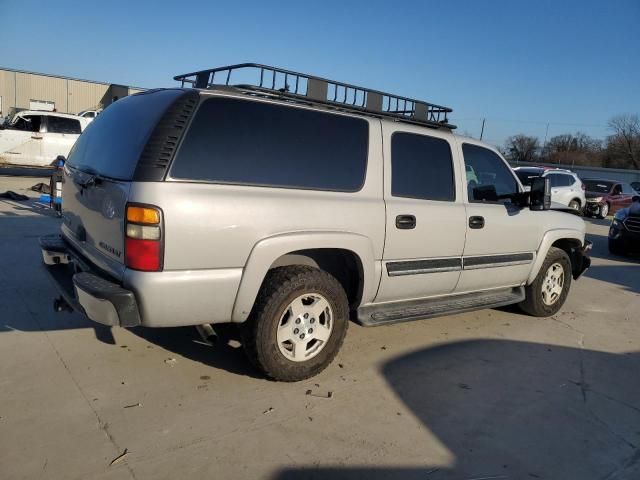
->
left=66, top=89, right=185, bottom=180
left=583, top=180, right=614, bottom=193
left=514, top=170, right=541, bottom=186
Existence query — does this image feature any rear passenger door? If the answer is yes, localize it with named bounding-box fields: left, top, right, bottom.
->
left=457, top=141, right=541, bottom=293
left=42, top=116, right=82, bottom=164
left=376, top=124, right=467, bottom=303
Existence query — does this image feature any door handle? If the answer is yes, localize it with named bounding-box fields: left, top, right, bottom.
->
left=469, top=216, right=485, bottom=229
left=395, top=215, right=416, bottom=230
left=31, top=136, right=43, bottom=140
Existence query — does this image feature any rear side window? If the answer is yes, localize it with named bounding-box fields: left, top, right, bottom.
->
left=390, top=132, right=455, bottom=201
left=548, top=174, right=574, bottom=187
left=170, top=98, right=369, bottom=192
left=67, top=89, right=186, bottom=180
left=47, top=116, right=81, bottom=134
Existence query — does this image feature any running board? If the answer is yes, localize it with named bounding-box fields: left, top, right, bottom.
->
left=357, top=287, right=525, bottom=326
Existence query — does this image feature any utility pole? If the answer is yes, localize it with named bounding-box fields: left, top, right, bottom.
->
left=480, top=118, right=485, bottom=140
left=542, top=123, right=550, bottom=163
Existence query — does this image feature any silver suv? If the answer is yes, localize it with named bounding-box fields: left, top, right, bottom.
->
left=41, top=64, right=591, bottom=381
left=513, top=167, right=586, bottom=211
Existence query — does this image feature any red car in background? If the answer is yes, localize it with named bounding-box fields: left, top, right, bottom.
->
left=584, top=179, right=638, bottom=218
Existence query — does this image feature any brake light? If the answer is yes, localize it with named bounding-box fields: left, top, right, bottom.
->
left=125, top=205, right=162, bottom=272
left=581, top=182, right=586, bottom=191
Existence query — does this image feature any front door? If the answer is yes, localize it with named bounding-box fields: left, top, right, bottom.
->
left=375, top=124, right=467, bottom=303
left=0, top=114, right=44, bottom=166
left=457, top=140, right=541, bottom=293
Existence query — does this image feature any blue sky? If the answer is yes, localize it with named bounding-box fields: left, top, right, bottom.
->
left=1, top=0, right=638, bottom=146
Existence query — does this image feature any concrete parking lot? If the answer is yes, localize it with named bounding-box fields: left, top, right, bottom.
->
left=0, top=173, right=638, bottom=480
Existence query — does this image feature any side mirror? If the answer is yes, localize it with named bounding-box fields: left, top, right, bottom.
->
left=472, top=185, right=498, bottom=202
left=530, top=177, right=551, bottom=211
left=55, top=155, right=66, bottom=169
left=632, top=195, right=640, bottom=203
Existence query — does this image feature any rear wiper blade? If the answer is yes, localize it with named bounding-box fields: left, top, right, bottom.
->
left=74, top=167, right=103, bottom=188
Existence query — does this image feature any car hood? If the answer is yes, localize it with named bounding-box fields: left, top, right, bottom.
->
left=617, top=201, right=640, bottom=219
left=585, top=191, right=608, bottom=199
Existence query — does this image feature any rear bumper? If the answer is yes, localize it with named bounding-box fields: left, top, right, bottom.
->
left=40, top=234, right=141, bottom=327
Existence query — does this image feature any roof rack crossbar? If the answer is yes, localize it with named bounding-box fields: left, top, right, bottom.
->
left=174, top=63, right=456, bottom=129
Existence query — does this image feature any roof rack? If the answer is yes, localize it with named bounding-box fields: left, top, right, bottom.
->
left=174, top=63, right=456, bottom=129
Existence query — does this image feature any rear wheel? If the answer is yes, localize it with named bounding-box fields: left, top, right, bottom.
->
left=519, top=247, right=572, bottom=317
left=242, top=266, right=349, bottom=381
left=597, top=202, right=610, bottom=219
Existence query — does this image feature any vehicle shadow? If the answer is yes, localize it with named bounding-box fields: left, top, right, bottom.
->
left=274, top=340, right=640, bottom=480
left=129, top=323, right=262, bottom=379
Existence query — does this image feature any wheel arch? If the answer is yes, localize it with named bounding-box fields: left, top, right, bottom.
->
left=231, top=232, right=380, bottom=322
left=527, top=229, right=585, bottom=284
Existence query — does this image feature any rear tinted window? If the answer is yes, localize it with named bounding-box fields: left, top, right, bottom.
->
left=515, top=170, right=542, bottom=186
left=391, top=132, right=455, bottom=201
left=66, top=89, right=185, bottom=180
left=170, top=98, right=368, bottom=192
left=583, top=180, right=613, bottom=193
left=47, top=116, right=81, bottom=134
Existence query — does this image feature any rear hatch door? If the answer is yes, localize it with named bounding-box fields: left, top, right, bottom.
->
left=61, top=89, right=196, bottom=281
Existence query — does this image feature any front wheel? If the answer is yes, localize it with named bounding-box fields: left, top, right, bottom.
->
left=519, top=247, right=572, bottom=317
left=242, top=266, right=349, bottom=381
left=597, top=202, right=610, bottom=219
left=608, top=238, right=625, bottom=256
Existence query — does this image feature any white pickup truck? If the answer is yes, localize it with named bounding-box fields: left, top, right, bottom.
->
left=0, top=111, right=90, bottom=167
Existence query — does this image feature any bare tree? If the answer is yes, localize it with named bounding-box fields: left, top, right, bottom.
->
left=607, top=114, right=640, bottom=169
left=504, top=134, right=539, bottom=163
left=543, top=132, right=602, bottom=166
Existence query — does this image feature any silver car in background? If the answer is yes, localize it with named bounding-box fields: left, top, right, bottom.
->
left=513, top=167, right=586, bottom=211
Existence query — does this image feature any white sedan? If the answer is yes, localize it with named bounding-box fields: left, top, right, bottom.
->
left=0, top=111, right=90, bottom=168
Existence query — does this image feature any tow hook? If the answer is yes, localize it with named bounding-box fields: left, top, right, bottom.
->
left=53, top=296, right=73, bottom=313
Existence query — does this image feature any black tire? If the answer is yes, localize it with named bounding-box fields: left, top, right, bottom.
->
left=241, top=266, right=349, bottom=382
left=568, top=199, right=581, bottom=211
left=597, top=202, right=610, bottom=219
left=608, top=238, right=625, bottom=256
left=519, top=247, right=572, bottom=317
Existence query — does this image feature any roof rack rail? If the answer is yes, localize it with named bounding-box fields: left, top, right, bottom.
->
left=174, top=63, right=456, bottom=129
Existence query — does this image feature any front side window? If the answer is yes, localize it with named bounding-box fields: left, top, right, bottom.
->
left=171, top=98, right=369, bottom=192
left=391, top=132, right=455, bottom=201
left=462, top=143, right=518, bottom=203
left=621, top=183, right=635, bottom=194
left=11, top=115, right=42, bottom=132
left=47, top=116, right=81, bottom=134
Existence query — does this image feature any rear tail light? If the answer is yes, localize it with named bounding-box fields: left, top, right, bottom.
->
left=125, top=205, right=163, bottom=271
left=581, top=182, right=586, bottom=191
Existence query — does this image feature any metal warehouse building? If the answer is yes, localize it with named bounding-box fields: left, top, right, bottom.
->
left=0, top=67, right=145, bottom=116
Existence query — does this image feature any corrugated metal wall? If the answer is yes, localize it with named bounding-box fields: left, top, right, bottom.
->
left=67, top=80, right=109, bottom=113
left=510, top=161, right=640, bottom=183
left=0, top=68, right=145, bottom=115
left=15, top=72, right=68, bottom=112
left=0, top=70, right=16, bottom=115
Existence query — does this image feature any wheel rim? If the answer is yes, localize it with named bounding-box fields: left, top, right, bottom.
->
left=601, top=204, right=609, bottom=217
left=570, top=201, right=579, bottom=210
left=276, top=293, right=333, bottom=362
left=541, top=262, right=565, bottom=306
